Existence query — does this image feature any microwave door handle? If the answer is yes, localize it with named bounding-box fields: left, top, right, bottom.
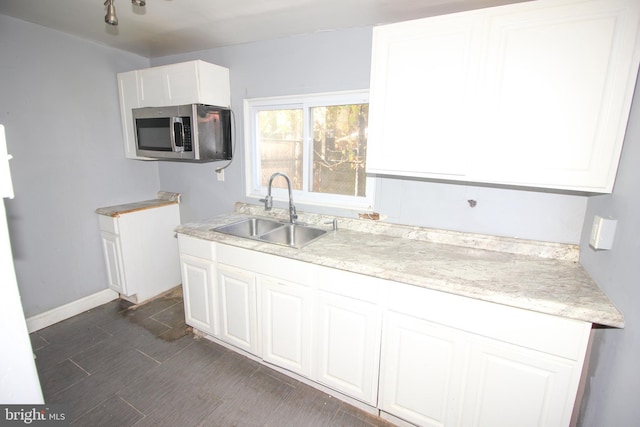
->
left=171, top=118, right=184, bottom=152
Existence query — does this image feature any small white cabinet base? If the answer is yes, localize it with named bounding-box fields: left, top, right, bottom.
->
left=97, top=202, right=181, bottom=304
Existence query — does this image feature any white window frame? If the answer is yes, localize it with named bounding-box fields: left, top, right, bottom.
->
left=244, top=90, right=375, bottom=211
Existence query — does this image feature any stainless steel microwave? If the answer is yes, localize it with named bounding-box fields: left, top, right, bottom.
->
left=133, top=104, right=232, bottom=162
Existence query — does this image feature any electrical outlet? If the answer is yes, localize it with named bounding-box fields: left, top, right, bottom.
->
left=216, top=169, right=225, bottom=181
left=589, top=215, right=617, bottom=250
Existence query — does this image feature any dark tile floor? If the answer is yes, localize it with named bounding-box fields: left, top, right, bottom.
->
left=30, top=287, right=397, bottom=427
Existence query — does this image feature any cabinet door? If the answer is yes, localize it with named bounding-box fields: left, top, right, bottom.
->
left=217, top=264, right=258, bottom=354
left=117, top=71, right=152, bottom=160
left=368, top=0, right=640, bottom=193
left=136, top=62, right=205, bottom=107
left=459, top=335, right=578, bottom=427
left=100, top=231, right=127, bottom=296
left=315, top=291, right=381, bottom=405
left=164, top=61, right=201, bottom=106
left=260, top=277, right=312, bottom=377
left=367, top=12, right=484, bottom=178
left=379, top=311, right=466, bottom=427
left=180, top=254, right=216, bottom=336
left=137, top=65, right=167, bottom=107
left=475, top=0, right=640, bottom=192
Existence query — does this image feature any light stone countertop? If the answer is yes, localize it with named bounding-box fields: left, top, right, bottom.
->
left=96, top=191, right=180, bottom=217
left=175, top=203, right=624, bottom=328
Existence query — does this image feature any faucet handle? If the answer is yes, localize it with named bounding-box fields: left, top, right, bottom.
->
left=324, top=218, right=338, bottom=231
left=259, top=195, right=273, bottom=211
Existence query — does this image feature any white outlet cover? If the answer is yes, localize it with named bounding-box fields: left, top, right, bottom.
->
left=589, top=215, right=617, bottom=250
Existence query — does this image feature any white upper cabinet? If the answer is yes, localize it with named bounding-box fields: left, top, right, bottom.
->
left=117, top=60, right=230, bottom=159
left=367, top=0, right=640, bottom=193
left=368, top=12, right=484, bottom=178
left=137, top=60, right=230, bottom=108
left=117, top=70, right=147, bottom=160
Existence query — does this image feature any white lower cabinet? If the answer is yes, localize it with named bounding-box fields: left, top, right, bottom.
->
left=98, top=204, right=181, bottom=303
left=380, top=281, right=591, bottom=427
left=217, top=264, right=258, bottom=355
left=315, top=290, right=381, bottom=406
left=178, top=237, right=592, bottom=427
left=100, top=231, right=126, bottom=295
left=260, top=277, right=312, bottom=376
left=178, top=235, right=217, bottom=336
left=379, top=311, right=466, bottom=427
left=459, top=336, right=577, bottom=427
left=180, top=254, right=216, bottom=336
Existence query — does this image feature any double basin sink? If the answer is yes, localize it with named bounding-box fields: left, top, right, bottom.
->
left=214, top=217, right=328, bottom=249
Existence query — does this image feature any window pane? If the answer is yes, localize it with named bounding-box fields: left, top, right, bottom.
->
left=258, top=109, right=303, bottom=190
left=311, top=104, right=368, bottom=197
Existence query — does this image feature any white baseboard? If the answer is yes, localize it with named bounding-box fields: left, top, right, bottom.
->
left=26, top=289, right=119, bottom=333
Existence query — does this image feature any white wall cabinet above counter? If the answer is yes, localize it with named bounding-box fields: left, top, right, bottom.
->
left=117, top=60, right=231, bottom=159
left=367, top=0, right=640, bottom=193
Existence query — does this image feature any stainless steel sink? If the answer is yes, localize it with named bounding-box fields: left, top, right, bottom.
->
left=214, top=218, right=328, bottom=248
left=258, top=224, right=327, bottom=248
left=214, top=217, right=283, bottom=238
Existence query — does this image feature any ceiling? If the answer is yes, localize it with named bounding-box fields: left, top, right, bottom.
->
left=0, top=0, right=527, bottom=58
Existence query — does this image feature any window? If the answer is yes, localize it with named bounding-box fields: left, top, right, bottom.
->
left=244, top=91, right=374, bottom=210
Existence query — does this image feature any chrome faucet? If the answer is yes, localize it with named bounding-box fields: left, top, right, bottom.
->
left=261, top=172, right=298, bottom=224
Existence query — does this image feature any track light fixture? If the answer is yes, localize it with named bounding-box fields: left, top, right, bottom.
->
left=104, top=0, right=146, bottom=26
left=104, top=0, right=118, bottom=26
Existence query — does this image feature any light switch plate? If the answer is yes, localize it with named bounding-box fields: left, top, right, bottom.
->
left=589, top=215, right=617, bottom=250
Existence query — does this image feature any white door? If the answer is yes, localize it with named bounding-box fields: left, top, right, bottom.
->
left=100, top=231, right=126, bottom=295
left=315, top=291, right=381, bottom=405
left=217, top=264, right=258, bottom=354
left=260, top=277, right=311, bottom=377
left=0, top=124, right=44, bottom=403
left=180, top=254, right=216, bottom=336
left=379, top=311, right=466, bottom=427
left=459, top=335, right=577, bottom=427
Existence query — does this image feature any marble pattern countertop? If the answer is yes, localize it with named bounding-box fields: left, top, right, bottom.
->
left=96, top=191, right=180, bottom=217
left=176, top=203, right=624, bottom=328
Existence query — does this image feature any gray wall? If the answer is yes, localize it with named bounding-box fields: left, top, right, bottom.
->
left=0, top=15, right=158, bottom=317
left=577, top=75, right=640, bottom=426
left=153, top=28, right=587, bottom=244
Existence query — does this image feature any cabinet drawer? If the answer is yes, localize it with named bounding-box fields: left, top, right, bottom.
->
left=217, top=243, right=310, bottom=284
left=98, top=214, right=119, bottom=234
left=312, top=265, right=384, bottom=303
left=177, top=234, right=216, bottom=260
left=387, top=281, right=591, bottom=360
